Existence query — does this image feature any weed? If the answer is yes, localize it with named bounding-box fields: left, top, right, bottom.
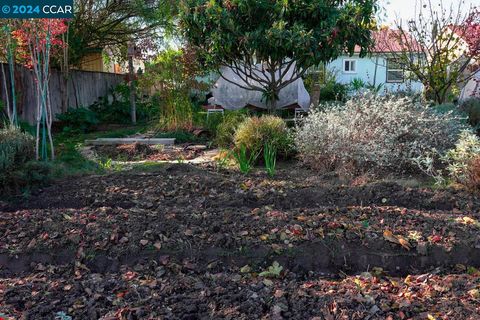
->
left=259, top=261, right=283, bottom=278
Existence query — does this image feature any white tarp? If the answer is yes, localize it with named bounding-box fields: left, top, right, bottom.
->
left=208, top=63, right=310, bottom=111
left=460, top=70, right=480, bottom=101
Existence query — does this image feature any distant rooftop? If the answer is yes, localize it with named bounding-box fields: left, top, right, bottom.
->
left=354, top=28, right=423, bottom=53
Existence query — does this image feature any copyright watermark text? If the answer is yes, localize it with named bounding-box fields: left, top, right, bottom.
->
left=0, top=1, right=73, bottom=18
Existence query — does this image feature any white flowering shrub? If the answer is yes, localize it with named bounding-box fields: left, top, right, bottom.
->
left=415, top=131, right=480, bottom=187
left=294, top=95, right=466, bottom=173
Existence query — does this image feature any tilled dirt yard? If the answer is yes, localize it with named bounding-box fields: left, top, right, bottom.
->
left=1, top=163, right=480, bottom=319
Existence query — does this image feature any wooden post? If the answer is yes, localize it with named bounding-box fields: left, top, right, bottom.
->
left=127, top=43, right=137, bottom=125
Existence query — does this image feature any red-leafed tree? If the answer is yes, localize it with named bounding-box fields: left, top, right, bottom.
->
left=462, top=8, right=480, bottom=72
left=11, top=19, right=68, bottom=160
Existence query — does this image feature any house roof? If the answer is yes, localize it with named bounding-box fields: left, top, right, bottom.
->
left=354, top=29, right=423, bottom=54
left=448, top=24, right=480, bottom=40
left=447, top=24, right=480, bottom=53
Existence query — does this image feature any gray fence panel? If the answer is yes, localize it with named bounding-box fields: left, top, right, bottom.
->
left=0, top=63, right=124, bottom=124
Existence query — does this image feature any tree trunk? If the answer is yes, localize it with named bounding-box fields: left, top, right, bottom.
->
left=310, top=72, right=321, bottom=108
left=269, top=98, right=277, bottom=115
left=1, top=63, right=11, bottom=124
left=128, top=55, right=137, bottom=125
left=60, top=72, right=69, bottom=113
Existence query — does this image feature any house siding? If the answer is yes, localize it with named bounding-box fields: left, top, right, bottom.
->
left=327, top=54, right=423, bottom=94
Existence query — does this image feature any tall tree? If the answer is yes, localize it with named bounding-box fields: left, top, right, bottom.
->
left=68, top=0, right=177, bottom=67
left=0, top=21, right=18, bottom=126
left=381, top=0, right=480, bottom=104
left=12, top=19, right=68, bottom=160
left=180, top=0, right=378, bottom=112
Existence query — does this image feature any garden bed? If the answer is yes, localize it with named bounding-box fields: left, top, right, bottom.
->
left=93, top=143, right=208, bottom=162
left=1, top=163, right=480, bottom=319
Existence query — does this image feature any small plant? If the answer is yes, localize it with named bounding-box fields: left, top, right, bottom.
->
left=176, top=155, right=186, bottom=164
left=264, top=142, right=277, bottom=178
left=259, top=261, right=283, bottom=278
left=349, top=78, right=366, bottom=93
left=98, top=158, right=123, bottom=171
left=232, top=144, right=257, bottom=174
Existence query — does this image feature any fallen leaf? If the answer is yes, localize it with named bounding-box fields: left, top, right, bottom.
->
left=383, top=230, right=399, bottom=244
left=240, top=265, right=251, bottom=273
left=397, top=237, right=411, bottom=250
left=468, top=288, right=480, bottom=299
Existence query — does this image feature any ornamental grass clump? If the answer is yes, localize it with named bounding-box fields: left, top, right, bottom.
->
left=234, top=115, right=292, bottom=161
left=295, top=95, right=466, bottom=174
left=214, top=111, right=248, bottom=147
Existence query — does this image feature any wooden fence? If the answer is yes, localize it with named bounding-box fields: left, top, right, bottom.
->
left=0, top=63, right=125, bottom=124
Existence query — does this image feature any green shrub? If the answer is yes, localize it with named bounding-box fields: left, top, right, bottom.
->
left=1, top=160, right=53, bottom=195
left=0, top=127, right=48, bottom=195
left=234, top=115, right=292, bottom=160
left=57, top=107, right=99, bottom=134
left=214, top=111, right=248, bottom=147
left=11, top=161, right=53, bottom=188
left=460, top=98, right=480, bottom=130
left=91, top=84, right=159, bottom=124
left=204, top=112, right=225, bottom=135
left=0, top=126, right=35, bottom=172
left=318, top=81, right=348, bottom=102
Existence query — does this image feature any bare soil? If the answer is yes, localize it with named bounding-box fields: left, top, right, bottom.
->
left=1, top=163, right=480, bottom=319
left=93, top=143, right=206, bottom=162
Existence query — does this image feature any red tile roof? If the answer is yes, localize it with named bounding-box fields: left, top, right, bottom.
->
left=355, top=29, right=423, bottom=53
left=447, top=24, right=480, bottom=54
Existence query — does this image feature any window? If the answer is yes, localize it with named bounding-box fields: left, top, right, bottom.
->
left=386, top=58, right=404, bottom=83
left=343, top=59, right=357, bottom=73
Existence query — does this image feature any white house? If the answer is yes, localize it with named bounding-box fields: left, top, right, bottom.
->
left=327, top=29, right=424, bottom=94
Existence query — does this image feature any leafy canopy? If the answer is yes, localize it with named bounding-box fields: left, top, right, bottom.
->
left=181, top=0, right=378, bottom=70
left=180, top=0, right=378, bottom=109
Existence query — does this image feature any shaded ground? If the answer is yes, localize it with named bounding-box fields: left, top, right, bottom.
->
left=1, top=163, right=480, bottom=319
left=93, top=143, right=207, bottom=162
